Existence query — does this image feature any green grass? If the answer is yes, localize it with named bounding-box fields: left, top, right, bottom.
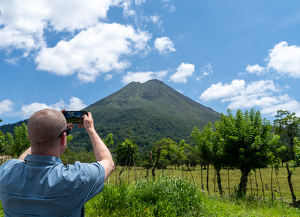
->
left=85, top=177, right=202, bottom=216
left=200, top=196, right=300, bottom=217
left=85, top=176, right=300, bottom=217
left=109, top=165, right=300, bottom=204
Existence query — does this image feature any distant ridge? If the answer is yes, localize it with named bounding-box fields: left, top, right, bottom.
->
left=0, top=79, right=220, bottom=152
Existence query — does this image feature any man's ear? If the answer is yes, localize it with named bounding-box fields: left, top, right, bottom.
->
left=28, top=136, right=30, bottom=141
left=59, top=133, right=67, bottom=146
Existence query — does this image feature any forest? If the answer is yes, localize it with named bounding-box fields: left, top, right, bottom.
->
left=1, top=108, right=300, bottom=211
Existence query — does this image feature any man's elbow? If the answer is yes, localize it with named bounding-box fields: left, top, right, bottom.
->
left=107, top=160, right=115, bottom=176
left=111, top=162, right=115, bottom=173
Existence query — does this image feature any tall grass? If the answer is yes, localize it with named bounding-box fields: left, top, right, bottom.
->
left=85, top=176, right=300, bottom=217
left=85, top=176, right=203, bottom=216
left=109, top=165, right=300, bottom=204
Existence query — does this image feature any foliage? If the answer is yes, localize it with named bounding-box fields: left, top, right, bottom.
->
left=273, top=110, right=300, bottom=150
left=104, top=133, right=114, bottom=148
left=273, top=110, right=300, bottom=162
left=152, top=138, right=179, bottom=168
left=191, top=121, right=224, bottom=195
left=216, top=109, right=277, bottom=196
left=5, top=123, right=30, bottom=157
left=85, top=177, right=203, bottom=217
left=114, top=139, right=138, bottom=167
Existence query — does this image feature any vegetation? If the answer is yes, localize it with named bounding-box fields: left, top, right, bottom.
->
left=0, top=123, right=30, bottom=158
left=84, top=176, right=300, bottom=217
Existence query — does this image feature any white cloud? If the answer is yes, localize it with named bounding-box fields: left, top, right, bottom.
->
left=200, top=79, right=300, bottom=117
left=105, top=74, right=113, bottom=81
left=197, top=63, right=213, bottom=80
left=260, top=95, right=300, bottom=116
left=0, top=0, right=121, bottom=54
left=154, top=37, right=176, bottom=54
left=245, top=64, right=266, bottom=75
left=122, top=0, right=136, bottom=17
left=135, top=0, right=146, bottom=5
left=150, top=15, right=160, bottom=23
left=0, top=100, right=14, bottom=116
left=200, top=79, right=245, bottom=101
left=122, top=70, right=168, bottom=84
left=21, top=103, right=50, bottom=119
left=20, top=97, right=86, bottom=119
left=169, top=62, right=194, bottom=83
left=67, top=97, right=87, bottom=111
left=267, top=41, right=300, bottom=78
left=163, top=2, right=176, bottom=13
left=35, top=23, right=151, bottom=82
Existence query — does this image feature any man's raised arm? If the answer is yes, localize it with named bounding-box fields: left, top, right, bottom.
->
left=82, top=112, right=115, bottom=180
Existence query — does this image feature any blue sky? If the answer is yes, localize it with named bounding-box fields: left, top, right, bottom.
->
left=1, top=0, right=300, bottom=126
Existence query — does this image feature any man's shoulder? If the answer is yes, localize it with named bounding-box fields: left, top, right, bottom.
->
left=0, top=159, right=22, bottom=169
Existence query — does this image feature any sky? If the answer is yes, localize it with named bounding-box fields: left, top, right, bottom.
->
left=1, top=0, right=300, bottom=126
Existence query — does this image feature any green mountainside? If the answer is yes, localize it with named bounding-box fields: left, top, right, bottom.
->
left=0, top=79, right=220, bottom=152
left=70, top=79, right=220, bottom=151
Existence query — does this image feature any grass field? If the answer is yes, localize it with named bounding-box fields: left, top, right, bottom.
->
left=85, top=176, right=300, bottom=216
left=110, top=165, right=300, bottom=204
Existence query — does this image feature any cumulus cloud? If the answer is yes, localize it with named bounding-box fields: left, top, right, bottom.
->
left=0, top=100, right=14, bottom=116
left=0, top=0, right=121, bottom=53
left=35, top=23, right=151, bottom=82
left=200, top=79, right=246, bottom=101
left=67, top=97, right=87, bottom=111
left=267, top=41, right=300, bottom=78
left=199, top=79, right=300, bottom=116
left=154, top=37, right=176, bottom=54
left=169, top=63, right=194, bottom=83
left=122, top=70, right=168, bottom=84
left=20, top=97, right=86, bottom=119
left=245, top=64, right=266, bottom=75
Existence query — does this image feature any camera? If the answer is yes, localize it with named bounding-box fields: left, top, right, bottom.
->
left=62, top=111, right=88, bottom=124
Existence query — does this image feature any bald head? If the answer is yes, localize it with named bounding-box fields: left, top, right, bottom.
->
left=28, top=109, right=66, bottom=150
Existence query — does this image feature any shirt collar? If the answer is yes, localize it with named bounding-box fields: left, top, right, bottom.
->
left=24, top=154, right=63, bottom=165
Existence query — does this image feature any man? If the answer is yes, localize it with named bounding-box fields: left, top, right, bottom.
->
left=0, top=109, right=115, bottom=216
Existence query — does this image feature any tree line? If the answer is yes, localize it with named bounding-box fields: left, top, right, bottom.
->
left=1, top=109, right=300, bottom=204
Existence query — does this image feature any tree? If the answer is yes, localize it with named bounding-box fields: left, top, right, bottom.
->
left=191, top=121, right=224, bottom=195
left=115, top=139, right=138, bottom=168
left=273, top=110, right=300, bottom=159
left=6, top=123, right=30, bottom=157
left=216, top=109, right=276, bottom=196
left=104, top=133, right=114, bottom=148
left=273, top=110, right=300, bottom=205
left=153, top=138, right=178, bottom=169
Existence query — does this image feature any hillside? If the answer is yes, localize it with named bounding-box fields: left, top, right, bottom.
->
left=0, top=80, right=220, bottom=152
left=69, top=79, right=220, bottom=151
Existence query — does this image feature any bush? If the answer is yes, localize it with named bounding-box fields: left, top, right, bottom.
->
left=85, top=176, right=204, bottom=216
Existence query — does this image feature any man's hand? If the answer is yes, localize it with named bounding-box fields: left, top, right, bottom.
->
left=18, top=147, right=31, bottom=161
left=78, top=112, right=96, bottom=134
left=60, top=109, right=74, bottom=129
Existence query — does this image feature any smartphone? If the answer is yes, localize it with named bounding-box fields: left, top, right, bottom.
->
left=62, top=111, right=88, bottom=124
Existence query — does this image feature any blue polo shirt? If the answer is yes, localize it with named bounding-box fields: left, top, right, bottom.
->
left=0, top=155, right=105, bottom=217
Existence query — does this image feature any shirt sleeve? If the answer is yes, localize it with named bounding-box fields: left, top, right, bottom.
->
left=76, top=161, right=106, bottom=203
